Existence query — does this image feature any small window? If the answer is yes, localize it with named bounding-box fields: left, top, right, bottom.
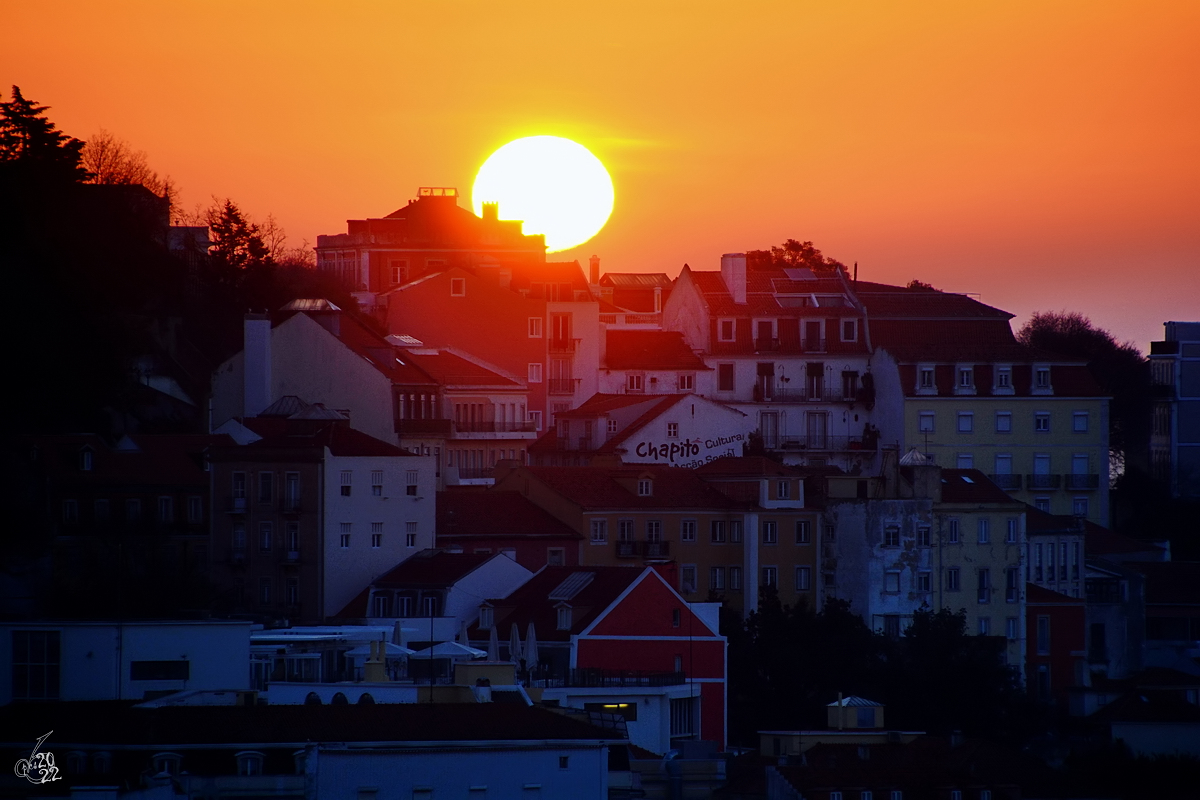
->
left=884, top=525, right=900, bottom=547
left=1073, top=412, right=1089, bottom=432
left=917, top=526, right=930, bottom=547
left=371, top=522, right=383, bottom=548
left=126, top=498, right=141, bottom=522
left=187, top=496, right=203, bottom=524
left=450, top=277, right=466, bottom=296
left=637, top=478, right=652, bottom=497
left=259, top=521, right=273, bottom=551
left=777, top=480, right=789, bottom=500
left=717, top=363, right=735, bottom=392
left=559, top=756, right=570, bottom=770
left=761, top=566, right=777, bottom=587
left=918, top=412, right=935, bottom=433
left=957, top=412, right=974, bottom=433
left=340, top=470, right=352, bottom=496
left=730, top=520, right=744, bottom=543
left=841, top=319, right=857, bottom=342
left=557, top=605, right=572, bottom=629
left=627, top=373, right=644, bottom=392
left=1006, top=617, right=1018, bottom=640
left=406, top=470, right=419, bottom=496
left=258, top=472, right=273, bottom=503
left=62, top=499, right=78, bottom=524
left=796, top=520, right=811, bottom=544
left=718, top=318, right=736, bottom=342
left=547, top=548, right=565, bottom=567
left=917, top=572, right=931, bottom=592
left=529, top=410, right=543, bottom=430
left=884, top=571, right=901, bottom=592
left=995, top=365, right=1013, bottom=391
left=918, top=367, right=935, bottom=391
left=528, top=317, right=543, bottom=337
left=607, top=418, right=618, bottom=434
left=796, top=566, right=811, bottom=590
left=1035, top=367, right=1051, bottom=388
left=1035, top=413, right=1051, bottom=432
left=679, top=373, right=694, bottom=391
left=711, top=520, right=727, bottom=543
left=667, top=422, right=679, bottom=438
left=978, top=616, right=991, bottom=636
left=948, top=518, right=960, bottom=543
left=710, top=566, right=726, bottom=590
left=729, top=567, right=743, bottom=590
left=947, top=568, right=961, bottom=591
left=680, top=565, right=696, bottom=593
left=370, top=470, right=383, bottom=496
left=978, top=518, right=990, bottom=544
left=1006, top=518, right=1018, bottom=543
left=479, top=606, right=494, bottom=629
left=978, top=568, right=991, bottom=603
left=236, top=751, right=265, bottom=777
left=528, top=363, right=543, bottom=383
left=340, top=522, right=351, bottom=548
left=406, top=521, right=418, bottom=547
left=958, top=366, right=974, bottom=389
left=762, top=521, right=777, bottom=544
left=680, top=519, right=697, bottom=542
left=590, top=519, right=608, bottom=543
left=995, top=412, right=1012, bottom=433
left=1073, top=496, right=1089, bottom=517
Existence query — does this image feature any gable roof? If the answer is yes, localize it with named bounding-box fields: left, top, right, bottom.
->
left=437, top=489, right=583, bottom=541
left=605, top=330, right=710, bottom=371
left=938, top=469, right=1020, bottom=504
left=403, top=349, right=522, bottom=388
left=232, top=419, right=415, bottom=458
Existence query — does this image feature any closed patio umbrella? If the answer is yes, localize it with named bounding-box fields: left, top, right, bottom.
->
left=509, top=623, right=523, bottom=665
left=487, top=623, right=500, bottom=661
left=525, top=622, right=539, bottom=673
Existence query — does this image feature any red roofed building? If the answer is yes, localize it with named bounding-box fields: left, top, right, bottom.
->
left=1026, top=582, right=1086, bottom=706
left=436, top=487, right=584, bottom=570
left=470, top=565, right=727, bottom=754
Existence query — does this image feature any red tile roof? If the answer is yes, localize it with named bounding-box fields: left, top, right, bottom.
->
left=404, top=350, right=521, bottom=387
left=600, top=273, right=673, bottom=289
left=695, top=456, right=803, bottom=478
left=605, top=330, right=710, bottom=371
left=855, top=283, right=1015, bottom=320
left=368, top=549, right=496, bottom=589
left=938, top=469, right=1020, bottom=504
left=471, top=566, right=647, bottom=642
left=1025, top=583, right=1084, bottom=604
left=438, top=489, right=583, bottom=541
left=689, top=269, right=861, bottom=319
left=522, top=465, right=740, bottom=510
left=531, top=395, right=692, bottom=455
left=235, top=419, right=416, bottom=458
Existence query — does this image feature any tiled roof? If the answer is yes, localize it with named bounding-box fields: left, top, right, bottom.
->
left=1025, top=583, right=1083, bottom=604
left=471, top=566, right=646, bottom=642
left=404, top=350, right=521, bottom=387
left=938, top=469, right=1019, bottom=504
left=1083, top=521, right=1165, bottom=558
left=532, top=395, right=690, bottom=455
left=368, top=549, right=496, bottom=589
left=855, top=284, right=1014, bottom=320
left=694, top=456, right=802, bottom=478
left=438, top=490, right=583, bottom=541
left=508, top=260, right=591, bottom=294
left=600, top=273, right=673, bottom=289
left=688, top=270, right=860, bottom=318
left=23, top=434, right=225, bottom=487
left=235, top=419, right=415, bottom=458
left=605, top=330, right=710, bottom=370
left=522, top=465, right=740, bottom=510
left=0, top=702, right=619, bottom=746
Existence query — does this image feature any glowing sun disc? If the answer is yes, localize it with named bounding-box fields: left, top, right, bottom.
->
left=472, top=136, right=614, bottom=252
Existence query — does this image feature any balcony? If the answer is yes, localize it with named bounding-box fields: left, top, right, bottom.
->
left=548, top=377, right=580, bottom=395
left=988, top=474, right=1022, bottom=490
left=227, top=496, right=247, bottom=514
left=542, top=669, right=686, bottom=688
left=548, top=338, right=580, bottom=354
left=778, top=435, right=870, bottom=452
left=557, top=436, right=593, bottom=452
left=804, top=338, right=826, bottom=353
left=1065, top=473, right=1101, bottom=491
left=614, top=540, right=671, bottom=559
left=454, top=420, right=538, bottom=434
left=1026, top=474, right=1063, bottom=490
left=456, top=466, right=495, bottom=480
left=753, top=386, right=848, bottom=403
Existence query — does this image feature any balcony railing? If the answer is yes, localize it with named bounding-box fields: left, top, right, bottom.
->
left=548, top=338, right=580, bottom=354
left=557, top=436, right=593, bottom=452
left=456, top=466, right=495, bottom=480
left=1026, top=474, right=1063, bottom=490
left=754, top=386, right=848, bottom=403
left=1065, top=473, right=1101, bottom=490
left=548, top=378, right=580, bottom=395
left=614, top=540, right=671, bottom=558
left=778, top=435, right=870, bottom=452
left=541, top=669, right=687, bottom=688
left=804, top=338, right=826, bottom=353
left=454, top=420, right=538, bottom=433
left=988, top=474, right=1022, bottom=490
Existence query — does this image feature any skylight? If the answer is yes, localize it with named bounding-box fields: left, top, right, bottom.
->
left=548, top=572, right=595, bottom=601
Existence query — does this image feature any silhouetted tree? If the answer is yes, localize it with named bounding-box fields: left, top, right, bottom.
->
left=81, top=129, right=175, bottom=203
left=0, top=85, right=88, bottom=183
left=906, top=278, right=938, bottom=290
left=1016, top=311, right=1150, bottom=475
left=746, top=238, right=847, bottom=274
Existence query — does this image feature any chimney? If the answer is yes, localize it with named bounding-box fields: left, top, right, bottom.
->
left=721, top=253, right=747, bottom=304
left=589, top=254, right=601, bottom=285
left=482, top=202, right=498, bottom=223
left=243, top=313, right=272, bottom=417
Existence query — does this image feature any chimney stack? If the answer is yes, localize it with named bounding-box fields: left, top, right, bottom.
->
left=721, top=253, right=747, bottom=304
left=589, top=254, right=601, bottom=285
left=243, top=313, right=272, bottom=417
left=482, top=202, right=498, bottom=223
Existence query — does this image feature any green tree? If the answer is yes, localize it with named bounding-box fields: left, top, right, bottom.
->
left=746, top=238, right=847, bottom=274
left=0, top=85, right=88, bottom=182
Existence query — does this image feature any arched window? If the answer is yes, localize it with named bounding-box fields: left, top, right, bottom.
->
left=152, top=752, right=181, bottom=776
left=357, top=692, right=376, bottom=704
left=235, top=751, right=265, bottom=777
left=331, top=691, right=348, bottom=705
left=304, top=691, right=322, bottom=705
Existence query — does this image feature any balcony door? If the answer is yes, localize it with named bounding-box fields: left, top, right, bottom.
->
left=806, top=412, right=828, bottom=449
left=760, top=412, right=779, bottom=449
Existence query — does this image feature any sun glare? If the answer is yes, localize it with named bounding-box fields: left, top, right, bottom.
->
left=472, top=136, right=614, bottom=253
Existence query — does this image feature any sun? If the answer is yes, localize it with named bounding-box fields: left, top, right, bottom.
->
left=472, top=136, right=614, bottom=253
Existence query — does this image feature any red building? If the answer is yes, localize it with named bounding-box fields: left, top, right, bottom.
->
left=436, top=487, right=584, bottom=570
left=1026, top=582, right=1086, bottom=706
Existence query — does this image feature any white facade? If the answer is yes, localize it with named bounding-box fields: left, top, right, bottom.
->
left=322, top=452, right=437, bottom=617
left=541, top=683, right=700, bottom=757
left=0, top=621, right=252, bottom=704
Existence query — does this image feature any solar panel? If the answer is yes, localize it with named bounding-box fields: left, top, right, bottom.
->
left=548, top=571, right=595, bottom=601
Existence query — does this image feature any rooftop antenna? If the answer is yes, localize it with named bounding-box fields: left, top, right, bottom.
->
left=853, top=261, right=858, bottom=284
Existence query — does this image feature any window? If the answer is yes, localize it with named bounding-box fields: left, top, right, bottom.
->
left=529, top=410, right=543, bottom=430
left=995, top=411, right=1012, bottom=433
left=1073, top=497, right=1089, bottom=517
left=406, top=470, right=419, bottom=496
left=796, top=520, right=811, bottom=544
left=977, top=568, right=991, bottom=603
left=762, top=521, right=777, bottom=544
left=729, top=566, right=742, bottom=591
left=761, top=566, right=777, bottom=587
left=646, top=520, right=662, bottom=541
left=405, top=521, right=417, bottom=547
left=258, top=472, right=273, bottom=504
left=547, top=548, right=565, bottom=567
left=156, top=496, right=172, bottom=523
left=957, top=412, right=974, bottom=433
left=11, top=630, right=60, bottom=700
left=152, top=753, right=182, bottom=776
left=824, top=524, right=835, bottom=542
left=638, top=478, right=652, bottom=497
left=187, top=496, right=203, bottom=524
left=1006, top=518, right=1018, bottom=543
left=948, top=518, right=960, bottom=544
left=340, top=471, right=352, bottom=496
left=528, top=363, right=543, bottom=383
left=450, top=277, right=466, bottom=296
left=711, top=520, right=726, bottom=543
left=126, top=498, right=141, bottom=522
left=957, top=453, right=974, bottom=469
left=371, top=522, right=383, bottom=548
left=917, top=526, right=931, bottom=547
left=1072, top=542, right=1081, bottom=580
left=796, top=566, right=811, bottom=590
left=1035, top=366, right=1051, bottom=389
left=236, top=751, right=265, bottom=777
left=917, top=571, right=931, bottom=592
left=95, top=498, right=110, bottom=522
left=918, top=366, right=935, bottom=391
left=681, top=519, right=697, bottom=543
left=478, top=605, right=494, bottom=630
left=259, top=522, right=273, bottom=551
left=528, top=317, right=543, bottom=337
left=884, top=525, right=900, bottom=547
left=62, top=499, right=78, bottom=524
left=995, top=365, right=1013, bottom=392
left=884, top=571, right=901, bottom=593
left=232, top=522, right=246, bottom=551
left=718, top=318, right=736, bottom=342
left=1036, top=615, right=1050, bottom=654
left=590, top=519, right=608, bottom=544
left=286, top=522, right=299, bottom=554
left=680, top=566, right=697, bottom=593
left=947, top=568, right=961, bottom=591
left=667, top=422, right=679, bottom=438
left=559, top=756, right=570, bottom=770
left=1006, top=617, right=1018, bottom=641
left=1035, top=496, right=1050, bottom=512
left=259, top=578, right=272, bottom=605
left=777, top=480, right=789, bottom=499
left=918, top=411, right=935, bottom=432
left=679, top=373, right=694, bottom=391
left=978, top=518, right=990, bottom=544
left=841, top=319, right=857, bottom=342
left=627, top=373, right=644, bottom=392
left=957, top=366, right=974, bottom=390
left=607, top=418, right=618, bottom=434
left=1035, top=413, right=1050, bottom=432
left=1073, top=412, right=1089, bottom=432
left=232, top=472, right=247, bottom=500
left=978, top=616, right=991, bottom=636
left=710, top=567, right=726, bottom=590
left=717, top=363, right=735, bottom=392
left=1006, top=567, right=1019, bottom=603
left=557, top=605, right=572, bottom=630
left=371, top=470, right=383, bottom=496
left=340, top=522, right=351, bottom=548
left=730, top=520, right=744, bottom=543
left=670, top=697, right=695, bottom=737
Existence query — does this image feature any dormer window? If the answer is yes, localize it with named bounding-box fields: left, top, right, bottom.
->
left=478, top=605, right=493, bottom=630
left=637, top=478, right=652, bottom=497
left=556, top=604, right=572, bottom=630
left=717, top=319, right=736, bottom=342
left=1033, top=364, right=1053, bottom=394
left=450, top=277, right=466, bottom=296
left=667, top=422, right=679, bottom=438
left=957, top=366, right=974, bottom=390
left=916, top=365, right=936, bottom=395
left=152, top=752, right=182, bottom=776
left=841, top=319, right=857, bottom=342
left=236, top=751, right=265, bottom=777
left=994, top=365, right=1013, bottom=394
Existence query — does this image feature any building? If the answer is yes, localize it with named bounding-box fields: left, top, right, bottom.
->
left=1026, top=583, right=1086, bottom=706
left=662, top=255, right=895, bottom=475
left=857, top=281, right=1110, bottom=524
left=599, top=329, right=712, bottom=396
left=436, top=488, right=585, bottom=571
left=471, top=565, right=727, bottom=754
left=1149, top=321, right=1200, bottom=498
left=208, top=415, right=436, bottom=622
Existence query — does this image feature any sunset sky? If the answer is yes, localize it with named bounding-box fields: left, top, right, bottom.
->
left=6, top=1, right=1197, bottom=349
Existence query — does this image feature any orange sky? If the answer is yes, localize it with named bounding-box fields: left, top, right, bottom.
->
left=6, top=1, right=1198, bottom=349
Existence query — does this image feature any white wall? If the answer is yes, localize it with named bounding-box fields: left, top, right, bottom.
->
left=322, top=452, right=437, bottom=617
left=541, top=684, right=697, bottom=756
left=446, top=556, right=534, bottom=624
left=619, top=396, right=752, bottom=469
